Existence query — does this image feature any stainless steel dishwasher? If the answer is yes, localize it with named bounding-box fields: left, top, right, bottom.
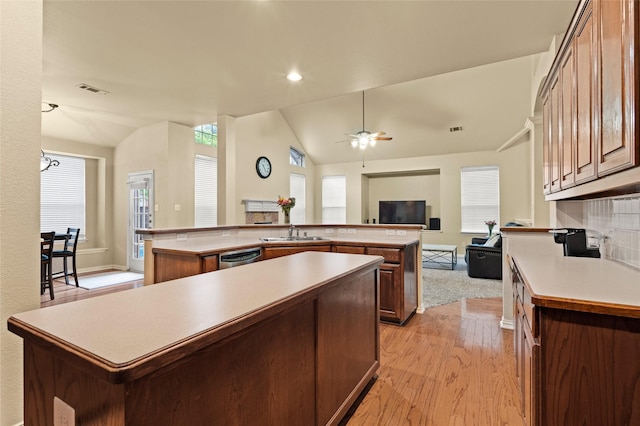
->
left=218, top=247, right=262, bottom=269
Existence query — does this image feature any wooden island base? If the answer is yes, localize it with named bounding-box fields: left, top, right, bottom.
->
left=10, top=252, right=382, bottom=425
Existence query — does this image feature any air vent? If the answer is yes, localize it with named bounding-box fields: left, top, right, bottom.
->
left=77, top=83, right=109, bottom=95
left=449, top=126, right=464, bottom=132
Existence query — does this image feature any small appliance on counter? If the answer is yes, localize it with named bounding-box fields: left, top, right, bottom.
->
left=550, top=228, right=601, bottom=258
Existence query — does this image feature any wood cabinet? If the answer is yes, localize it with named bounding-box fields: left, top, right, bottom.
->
left=542, top=0, right=639, bottom=198
left=153, top=252, right=218, bottom=283
left=509, top=255, right=640, bottom=425
left=365, top=245, right=417, bottom=325
left=510, top=257, right=539, bottom=426
left=334, top=244, right=418, bottom=324
left=574, top=1, right=598, bottom=183
left=598, top=0, right=638, bottom=176
left=560, top=45, right=575, bottom=189
left=263, top=244, right=331, bottom=260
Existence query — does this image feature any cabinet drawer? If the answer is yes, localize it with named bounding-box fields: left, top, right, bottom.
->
left=366, top=247, right=401, bottom=263
left=333, top=245, right=366, bottom=255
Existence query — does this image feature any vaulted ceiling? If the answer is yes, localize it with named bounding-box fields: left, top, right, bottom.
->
left=42, top=0, right=578, bottom=164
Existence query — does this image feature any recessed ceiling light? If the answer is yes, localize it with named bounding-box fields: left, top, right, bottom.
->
left=286, top=72, right=303, bottom=82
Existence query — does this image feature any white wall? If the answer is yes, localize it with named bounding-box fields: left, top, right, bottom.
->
left=235, top=110, right=315, bottom=225
left=368, top=173, right=441, bottom=224
left=113, top=121, right=215, bottom=267
left=41, top=137, right=116, bottom=271
left=0, top=2, right=43, bottom=424
left=315, top=143, right=531, bottom=253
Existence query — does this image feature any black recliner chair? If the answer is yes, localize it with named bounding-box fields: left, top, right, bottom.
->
left=465, top=235, right=502, bottom=280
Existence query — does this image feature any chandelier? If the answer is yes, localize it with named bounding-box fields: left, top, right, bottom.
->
left=40, top=150, right=59, bottom=172
left=40, top=102, right=61, bottom=172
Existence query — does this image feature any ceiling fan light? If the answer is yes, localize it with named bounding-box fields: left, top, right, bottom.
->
left=359, top=138, right=368, bottom=150
left=369, top=139, right=377, bottom=147
left=350, top=139, right=358, bottom=148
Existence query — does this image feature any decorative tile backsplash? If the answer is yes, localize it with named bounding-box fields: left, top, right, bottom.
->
left=557, top=194, right=640, bottom=269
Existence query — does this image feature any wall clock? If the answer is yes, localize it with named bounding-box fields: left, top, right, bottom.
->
left=256, top=156, right=272, bottom=179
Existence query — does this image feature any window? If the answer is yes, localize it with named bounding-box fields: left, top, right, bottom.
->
left=41, top=154, right=86, bottom=237
left=290, top=173, right=306, bottom=224
left=460, top=166, right=500, bottom=233
left=322, top=175, right=346, bottom=224
left=195, top=155, right=217, bottom=227
left=195, top=123, right=217, bottom=147
left=289, top=147, right=305, bottom=167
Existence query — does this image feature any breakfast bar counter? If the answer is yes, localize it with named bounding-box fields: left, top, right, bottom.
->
left=9, top=251, right=383, bottom=425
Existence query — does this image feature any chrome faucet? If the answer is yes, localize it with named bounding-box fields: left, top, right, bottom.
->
left=288, top=223, right=295, bottom=237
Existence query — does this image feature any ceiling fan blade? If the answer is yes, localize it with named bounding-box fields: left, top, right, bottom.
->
left=372, top=137, right=393, bottom=141
left=370, top=131, right=386, bottom=137
left=335, top=139, right=352, bottom=144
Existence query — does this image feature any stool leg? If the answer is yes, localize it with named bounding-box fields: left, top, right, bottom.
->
left=40, top=264, right=45, bottom=295
left=47, top=262, right=54, bottom=300
left=72, top=254, right=78, bottom=287
left=63, top=257, right=69, bottom=285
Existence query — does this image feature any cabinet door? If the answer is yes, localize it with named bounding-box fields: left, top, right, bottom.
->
left=522, top=321, right=538, bottom=426
left=560, top=46, right=576, bottom=189
left=201, top=255, right=218, bottom=273
left=598, top=0, right=638, bottom=176
left=379, top=263, right=402, bottom=323
left=575, top=1, right=598, bottom=183
left=542, top=93, right=552, bottom=195
left=550, top=73, right=562, bottom=193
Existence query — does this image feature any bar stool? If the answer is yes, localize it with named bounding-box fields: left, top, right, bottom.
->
left=41, top=231, right=55, bottom=300
left=52, top=228, right=80, bottom=286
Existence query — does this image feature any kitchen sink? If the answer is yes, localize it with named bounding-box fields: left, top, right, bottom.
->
left=260, top=236, right=328, bottom=242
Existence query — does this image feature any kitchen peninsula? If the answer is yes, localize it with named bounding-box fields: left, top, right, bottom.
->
left=139, top=224, right=423, bottom=324
left=9, top=252, right=382, bottom=425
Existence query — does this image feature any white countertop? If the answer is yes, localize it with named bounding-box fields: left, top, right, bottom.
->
left=512, top=254, right=640, bottom=315
left=152, top=235, right=419, bottom=255
left=10, top=252, right=383, bottom=369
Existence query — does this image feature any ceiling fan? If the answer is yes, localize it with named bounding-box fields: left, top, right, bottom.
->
left=340, top=91, right=392, bottom=150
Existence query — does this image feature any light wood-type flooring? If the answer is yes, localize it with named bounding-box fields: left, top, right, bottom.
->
left=40, top=271, right=144, bottom=308
left=41, top=275, right=523, bottom=425
left=346, top=297, right=523, bottom=426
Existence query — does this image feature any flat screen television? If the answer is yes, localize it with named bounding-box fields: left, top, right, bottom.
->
left=379, top=200, right=426, bottom=225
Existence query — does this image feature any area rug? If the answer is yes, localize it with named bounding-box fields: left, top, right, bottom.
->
left=422, top=257, right=503, bottom=309
left=78, top=272, right=144, bottom=290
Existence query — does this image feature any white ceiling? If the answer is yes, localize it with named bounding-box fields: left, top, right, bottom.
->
left=41, top=0, right=578, bottom=165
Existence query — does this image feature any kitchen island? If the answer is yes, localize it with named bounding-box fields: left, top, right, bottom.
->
left=8, top=252, right=383, bottom=425
left=140, top=224, right=422, bottom=324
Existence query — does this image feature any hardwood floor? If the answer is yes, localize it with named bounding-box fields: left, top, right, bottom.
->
left=40, top=277, right=522, bottom=425
left=40, top=271, right=144, bottom=308
left=346, top=297, right=524, bottom=426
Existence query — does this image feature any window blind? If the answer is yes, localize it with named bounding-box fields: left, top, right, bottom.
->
left=322, top=175, right=346, bottom=224
left=290, top=173, right=306, bottom=224
left=41, top=154, right=86, bottom=237
left=195, top=155, right=217, bottom=227
left=460, top=165, right=500, bottom=233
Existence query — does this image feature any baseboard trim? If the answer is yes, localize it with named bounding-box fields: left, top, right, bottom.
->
left=77, top=264, right=129, bottom=274
left=500, top=317, right=515, bottom=330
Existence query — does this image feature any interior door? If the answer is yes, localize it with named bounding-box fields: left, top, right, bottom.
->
left=128, top=171, right=154, bottom=272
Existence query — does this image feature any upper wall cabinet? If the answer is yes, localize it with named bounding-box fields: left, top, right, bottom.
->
left=542, top=0, right=640, bottom=199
